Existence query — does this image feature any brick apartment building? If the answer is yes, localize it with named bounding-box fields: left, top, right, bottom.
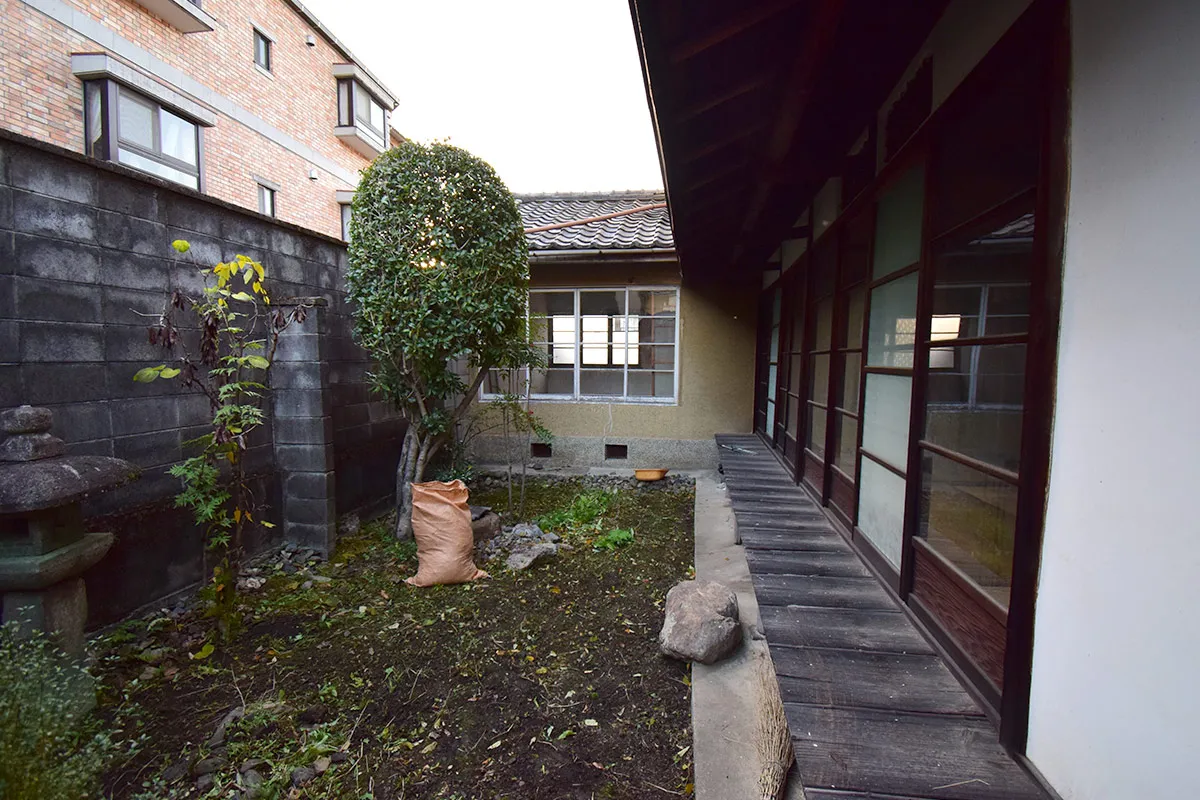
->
left=1, top=0, right=399, bottom=239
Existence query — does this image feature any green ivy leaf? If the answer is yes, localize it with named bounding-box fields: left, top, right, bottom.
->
left=190, top=642, right=214, bottom=660
left=230, top=291, right=253, bottom=302
left=246, top=355, right=270, bottom=370
left=133, top=365, right=164, bottom=383
left=160, top=367, right=181, bottom=379
left=171, top=239, right=191, bottom=253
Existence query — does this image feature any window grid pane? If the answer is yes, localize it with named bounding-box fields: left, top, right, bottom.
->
left=512, top=288, right=678, bottom=402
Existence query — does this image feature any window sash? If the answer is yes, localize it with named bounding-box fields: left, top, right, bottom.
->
left=110, top=85, right=200, bottom=185
left=258, top=184, right=276, bottom=217
left=254, top=30, right=271, bottom=72
left=487, top=287, right=679, bottom=403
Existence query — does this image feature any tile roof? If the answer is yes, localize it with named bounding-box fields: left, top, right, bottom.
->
left=516, top=191, right=674, bottom=252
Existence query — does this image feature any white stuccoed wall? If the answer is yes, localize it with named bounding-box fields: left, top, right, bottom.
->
left=1026, top=1, right=1200, bottom=797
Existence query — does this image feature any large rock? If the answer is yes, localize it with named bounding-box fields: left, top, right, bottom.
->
left=471, top=511, right=502, bottom=543
left=659, top=579, right=742, bottom=664
left=505, top=542, right=557, bottom=570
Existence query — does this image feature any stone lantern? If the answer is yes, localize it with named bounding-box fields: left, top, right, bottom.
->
left=0, top=406, right=138, bottom=657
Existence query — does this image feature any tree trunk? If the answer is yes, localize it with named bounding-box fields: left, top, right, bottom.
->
left=394, top=425, right=420, bottom=540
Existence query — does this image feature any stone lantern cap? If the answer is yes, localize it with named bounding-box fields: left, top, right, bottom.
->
left=0, top=406, right=140, bottom=514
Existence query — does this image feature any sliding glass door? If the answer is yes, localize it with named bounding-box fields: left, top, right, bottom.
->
left=856, top=165, right=924, bottom=577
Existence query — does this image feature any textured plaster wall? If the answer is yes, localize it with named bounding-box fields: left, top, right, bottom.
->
left=486, top=261, right=757, bottom=466
left=1025, top=1, right=1200, bottom=797
left=0, top=0, right=378, bottom=238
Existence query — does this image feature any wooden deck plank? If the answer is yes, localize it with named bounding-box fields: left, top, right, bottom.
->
left=715, top=433, right=1047, bottom=800
left=741, top=530, right=848, bottom=552
left=771, top=646, right=985, bottom=716
left=752, top=574, right=893, bottom=610
left=736, top=514, right=832, bottom=532
left=745, top=550, right=870, bottom=578
left=784, top=705, right=1045, bottom=800
left=760, top=605, right=935, bottom=654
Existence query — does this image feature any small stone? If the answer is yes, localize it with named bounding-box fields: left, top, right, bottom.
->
left=195, top=773, right=215, bottom=793
left=297, top=703, right=330, bottom=726
left=162, top=757, right=191, bottom=784
left=301, top=581, right=313, bottom=590
left=240, top=758, right=266, bottom=773
left=471, top=511, right=502, bottom=543
left=330, top=751, right=349, bottom=764
left=283, top=542, right=297, bottom=553
left=0, top=405, right=53, bottom=434
left=314, top=755, right=331, bottom=774
left=291, top=766, right=316, bottom=787
left=511, top=522, right=545, bottom=539
left=207, top=707, right=244, bottom=748
left=505, top=542, right=558, bottom=571
left=282, top=562, right=298, bottom=575
left=312, top=575, right=332, bottom=584
left=242, top=767, right=264, bottom=789
left=0, top=431, right=66, bottom=462
left=193, top=754, right=227, bottom=776
left=542, top=531, right=561, bottom=543
left=658, top=579, right=742, bottom=665
left=338, top=512, right=361, bottom=536
left=140, top=647, right=167, bottom=665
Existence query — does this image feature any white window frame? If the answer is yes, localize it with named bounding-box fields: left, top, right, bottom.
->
left=482, top=286, right=681, bottom=406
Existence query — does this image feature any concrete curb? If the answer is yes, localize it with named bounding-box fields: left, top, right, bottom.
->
left=691, top=471, right=804, bottom=800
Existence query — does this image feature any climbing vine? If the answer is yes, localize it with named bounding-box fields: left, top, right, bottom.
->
left=136, top=239, right=310, bottom=639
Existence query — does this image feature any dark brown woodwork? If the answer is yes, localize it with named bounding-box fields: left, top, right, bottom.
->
left=918, top=440, right=1020, bottom=486
left=676, top=73, right=773, bottom=121
left=667, top=0, right=802, bottom=63
left=912, top=548, right=1007, bottom=692
left=739, top=0, right=847, bottom=237
left=1001, top=0, right=1069, bottom=753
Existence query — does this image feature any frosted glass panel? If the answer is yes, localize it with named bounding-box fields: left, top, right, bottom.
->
left=859, top=458, right=907, bottom=568
left=867, top=273, right=919, bottom=367
left=872, top=166, right=925, bottom=278
left=862, top=373, right=912, bottom=471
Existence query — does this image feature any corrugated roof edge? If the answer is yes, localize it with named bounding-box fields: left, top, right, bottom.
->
left=516, top=190, right=666, bottom=201
left=283, top=0, right=400, bottom=109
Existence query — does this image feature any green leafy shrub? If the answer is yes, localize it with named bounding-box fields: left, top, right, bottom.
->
left=0, top=623, right=111, bottom=799
left=537, top=490, right=613, bottom=534
left=138, top=242, right=310, bottom=638
left=345, top=141, right=535, bottom=537
left=593, top=528, right=635, bottom=552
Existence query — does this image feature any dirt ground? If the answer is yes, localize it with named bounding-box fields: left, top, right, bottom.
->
left=94, top=478, right=696, bottom=800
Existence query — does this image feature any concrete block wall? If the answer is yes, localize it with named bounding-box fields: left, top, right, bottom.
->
left=0, top=130, right=404, bottom=624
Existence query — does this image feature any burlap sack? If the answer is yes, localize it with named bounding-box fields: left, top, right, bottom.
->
left=406, top=480, right=488, bottom=587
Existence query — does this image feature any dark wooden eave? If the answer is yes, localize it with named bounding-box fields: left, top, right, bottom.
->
left=629, top=0, right=949, bottom=280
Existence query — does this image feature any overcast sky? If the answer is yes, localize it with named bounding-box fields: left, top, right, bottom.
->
left=302, top=0, right=665, bottom=194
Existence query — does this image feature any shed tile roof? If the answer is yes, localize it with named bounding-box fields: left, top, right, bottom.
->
left=517, top=191, right=674, bottom=252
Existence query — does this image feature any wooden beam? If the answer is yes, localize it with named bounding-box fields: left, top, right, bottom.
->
left=669, top=0, right=802, bottom=64
left=739, top=0, right=847, bottom=236
left=681, top=123, right=767, bottom=165
left=684, top=160, right=748, bottom=193
left=677, top=72, right=773, bottom=122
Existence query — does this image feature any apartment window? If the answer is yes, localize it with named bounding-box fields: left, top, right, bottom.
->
left=340, top=203, right=352, bottom=241
left=484, top=287, right=679, bottom=403
left=253, top=29, right=272, bottom=73
left=336, top=78, right=387, bottom=137
left=83, top=81, right=202, bottom=190
left=256, top=182, right=277, bottom=217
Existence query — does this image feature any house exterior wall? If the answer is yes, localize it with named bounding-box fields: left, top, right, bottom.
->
left=472, top=261, right=758, bottom=468
left=1, top=0, right=388, bottom=239
left=1026, top=1, right=1200, bottom=796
